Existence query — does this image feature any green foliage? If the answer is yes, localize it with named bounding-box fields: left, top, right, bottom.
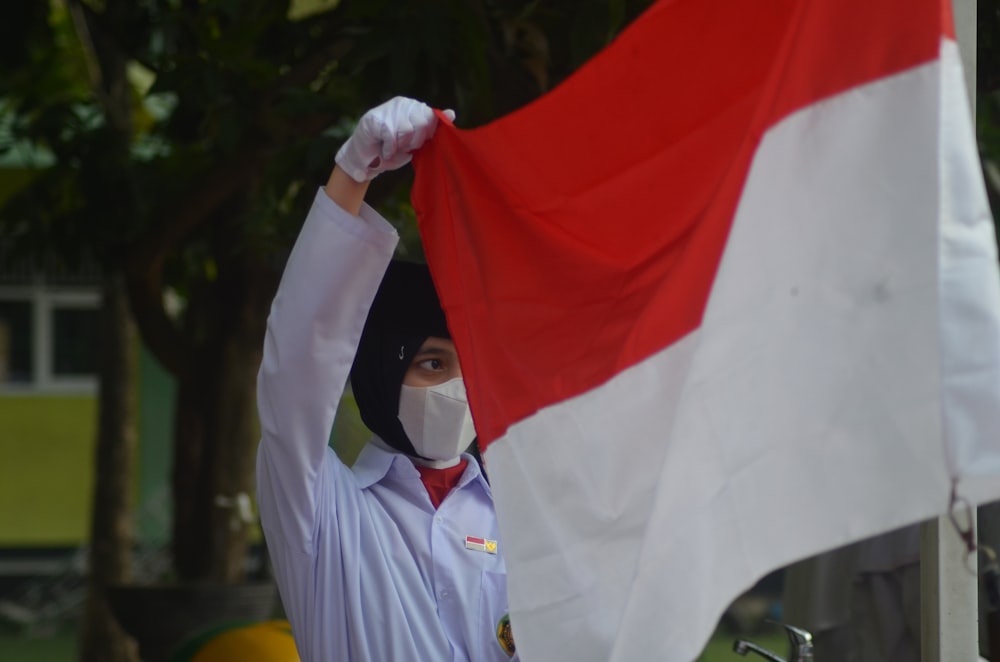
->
left=0, top=3, right=89, bottom=103
left=1, top=0, right=657, bottom=273
left=0, top=0, right=655, bottom=581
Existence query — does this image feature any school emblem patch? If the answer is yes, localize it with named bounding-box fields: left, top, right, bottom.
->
left=496, top=613, right=515, bottom=657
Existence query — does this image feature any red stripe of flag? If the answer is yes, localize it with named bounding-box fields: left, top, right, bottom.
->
left=412, top=0, right=950, bottom=447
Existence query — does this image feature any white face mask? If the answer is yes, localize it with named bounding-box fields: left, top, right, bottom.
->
left=398, top=377, right=477, bottom=461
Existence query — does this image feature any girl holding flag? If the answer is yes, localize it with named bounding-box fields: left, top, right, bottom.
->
left=255, top=97, right=517, bottom=662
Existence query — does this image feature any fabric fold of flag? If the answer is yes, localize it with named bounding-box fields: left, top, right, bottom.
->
left=412, top=0, right=1000, bottom=660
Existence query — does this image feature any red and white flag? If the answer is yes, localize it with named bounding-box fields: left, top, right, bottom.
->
left=412, top=0, right=1000, bottom=659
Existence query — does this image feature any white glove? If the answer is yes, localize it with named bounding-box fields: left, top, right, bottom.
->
left=335, top=96, right=456, bottom=183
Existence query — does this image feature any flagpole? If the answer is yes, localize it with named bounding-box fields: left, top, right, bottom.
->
left=920, top=2, right=979, bottom=661
left=921, top=517, right=978, bottom=661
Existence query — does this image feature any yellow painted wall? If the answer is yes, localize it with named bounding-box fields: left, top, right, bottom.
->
left=0, top=358, right=369, bottom=547
left=0, top=394, right=96, bottom=546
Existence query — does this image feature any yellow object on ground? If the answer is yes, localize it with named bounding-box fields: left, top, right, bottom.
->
left=173, top=620, right=300, bottom=662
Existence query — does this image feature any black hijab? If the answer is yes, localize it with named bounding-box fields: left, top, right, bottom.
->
left=350, top=260, right=451, bottom=456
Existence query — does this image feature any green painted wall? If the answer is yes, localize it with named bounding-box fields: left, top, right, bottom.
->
left=136, top=346, right=175, bottom=545
left=331, top=388, right=370, bottom=467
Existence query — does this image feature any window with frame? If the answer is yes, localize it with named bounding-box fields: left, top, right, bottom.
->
left=0, top=246, right=102, bottom=392
left=0, top=300, right=31, bottom=384
left=0, top=285, right=100, bottom=392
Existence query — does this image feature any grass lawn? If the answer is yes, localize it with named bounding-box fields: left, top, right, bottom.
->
left=0, top=625, right=790, bottom=661
left=0, top=628, right=76, bottom=662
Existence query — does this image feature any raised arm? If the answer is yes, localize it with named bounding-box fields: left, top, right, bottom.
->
left=255, top=97, right=453, bottom=551
left=323, top=165, right=369, bottom=215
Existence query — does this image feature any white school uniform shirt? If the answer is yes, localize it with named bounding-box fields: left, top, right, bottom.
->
left=256, top=189, right=517, bottom=662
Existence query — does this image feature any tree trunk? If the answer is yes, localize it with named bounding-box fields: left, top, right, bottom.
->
left=78, top=270, right=139, bottom=662
left=172, top=251, right=275, bottom=583
left=170, top=367, right=214, bottom=582
left=170, top=355, right=260, bottom=583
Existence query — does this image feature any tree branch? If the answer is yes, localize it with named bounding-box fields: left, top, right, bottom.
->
left=71, top=0, right=162, bottom=77
left=121, top=13, right=359, bottom=377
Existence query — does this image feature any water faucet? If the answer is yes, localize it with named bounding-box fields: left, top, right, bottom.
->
left=733, top=638, right=785, bottom=662
left=733, top=622, right=813, bottom=662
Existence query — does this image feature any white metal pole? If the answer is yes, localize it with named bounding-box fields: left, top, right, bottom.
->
left=921, top=517, right=979, bottom=661
left=920, top=1, right=980, bottom=661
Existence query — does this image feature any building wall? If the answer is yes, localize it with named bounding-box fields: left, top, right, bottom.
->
left=0, top=394, right=96, bottom=546
left=0, top=339, right=368, bottom=549
left=0, top=346, right=176, bottom=548
left=136, top=346, right=175, bottom=546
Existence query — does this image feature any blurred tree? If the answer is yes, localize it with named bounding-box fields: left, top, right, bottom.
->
left=0, top=0, right=654, bottom=592
left=69, top=1, right=143, bottom=658
left=0, top=2, right=141, bottom=661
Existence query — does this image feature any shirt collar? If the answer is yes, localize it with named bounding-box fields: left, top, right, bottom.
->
left=352, top=437, right=491, bottom=497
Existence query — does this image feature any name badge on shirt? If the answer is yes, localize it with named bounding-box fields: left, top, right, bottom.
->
left=465, top=535, right=498, bottom=554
